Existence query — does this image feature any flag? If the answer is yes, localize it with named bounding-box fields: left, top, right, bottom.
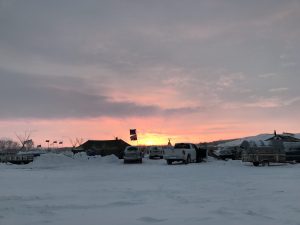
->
left=37, top=145, right=42, bottom=148
left=53, top=141, right=57, bottom=144
left=59, top=141, right=63, bottom=144
left=130, top=129, right=136, bottom=135
left=130, top=134, right=137, bottom=141
left=130, top=129, right=138, bottom=141
left=45, top=140, right=50, bottom=143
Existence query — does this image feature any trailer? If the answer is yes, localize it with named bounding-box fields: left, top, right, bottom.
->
left=0, top=153, right=34, bottom=165
left=242, top=146, right=286, bottom=166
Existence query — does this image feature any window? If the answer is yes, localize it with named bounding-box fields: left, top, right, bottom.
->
left=174, top=143, right=190, bottom=149
left=127, top=147, right=138, bottom=152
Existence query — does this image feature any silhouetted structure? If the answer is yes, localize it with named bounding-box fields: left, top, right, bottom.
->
left=265, top=134, right=300, bottom=142
left=73, top=139, right=130, bottom=159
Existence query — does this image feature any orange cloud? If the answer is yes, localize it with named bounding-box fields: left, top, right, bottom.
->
left=0, top=113, right=299, bottom=147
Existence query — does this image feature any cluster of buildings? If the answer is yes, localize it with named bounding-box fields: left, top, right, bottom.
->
left=1, top=131, right=300, bottom=166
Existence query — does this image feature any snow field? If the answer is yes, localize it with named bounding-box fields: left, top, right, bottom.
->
left=1, top=154, right=300, bottom=225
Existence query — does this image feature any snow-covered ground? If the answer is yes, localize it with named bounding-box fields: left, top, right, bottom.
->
left=1, top=153, right=300, bottom=225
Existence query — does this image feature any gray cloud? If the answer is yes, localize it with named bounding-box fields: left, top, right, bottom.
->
left=0, top=69, right=155, bottom=118
left=1, top=0, right=299, bottom=71
left=0, top=69, right=204, bottom=119
left=0, top=0, right=299, bottom=122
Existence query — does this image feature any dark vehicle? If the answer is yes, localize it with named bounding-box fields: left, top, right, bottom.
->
left=215, top=146, right=241, bottom=160
left=196, top=146, right=207, bottom=162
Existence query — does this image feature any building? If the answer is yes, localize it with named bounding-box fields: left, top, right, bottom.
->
left=73, top=139, right=130, bottom=159
left=265, top=131, right=300, bottom=162
left=265, top=133, right=300, bottom=142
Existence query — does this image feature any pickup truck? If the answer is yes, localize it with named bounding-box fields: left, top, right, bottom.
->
left=164, top=143, right=205, bottom=165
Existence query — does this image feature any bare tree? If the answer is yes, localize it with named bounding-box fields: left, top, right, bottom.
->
left=69, top=137, right=84, bottom=148
left=0, top=138, right=20, bottom=153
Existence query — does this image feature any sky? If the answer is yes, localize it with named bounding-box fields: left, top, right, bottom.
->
left=0, top=0, right=299, bottom=146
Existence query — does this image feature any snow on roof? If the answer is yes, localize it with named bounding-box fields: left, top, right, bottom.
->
left=218, top=133, right=300, bottom=147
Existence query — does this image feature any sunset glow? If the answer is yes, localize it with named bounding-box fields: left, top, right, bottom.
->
left=134, top=133, right=174, bottom=146
left=0, top=1, right=299, bottom=146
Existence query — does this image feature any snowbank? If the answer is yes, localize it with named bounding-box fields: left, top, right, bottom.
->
left=0, top=152, right=121, bottom=169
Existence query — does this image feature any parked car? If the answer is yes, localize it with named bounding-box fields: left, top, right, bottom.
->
left=123, top=146, right=143, bottom=164
left=149, top=146, right=163, bottom=159
left=215, top=146, right=241, bottom=160
left=164, top=143, right=205, bottom=165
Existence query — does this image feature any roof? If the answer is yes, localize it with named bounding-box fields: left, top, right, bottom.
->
left=265, top=135, right=300, bottom=142
left=77, top=139, right=131, bottom=151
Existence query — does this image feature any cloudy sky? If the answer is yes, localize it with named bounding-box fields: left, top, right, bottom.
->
left=0, top=0, right=299, bottom=145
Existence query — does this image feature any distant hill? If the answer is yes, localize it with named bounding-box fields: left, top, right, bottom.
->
left=201, top=138, right=239, bottom=146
